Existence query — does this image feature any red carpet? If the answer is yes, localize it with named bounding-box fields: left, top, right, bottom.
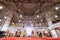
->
left=0, top=37, right=60, bottom=40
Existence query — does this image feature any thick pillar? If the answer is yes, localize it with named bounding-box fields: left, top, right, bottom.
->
left=56, top=30, right=60, bottom=37
left=1, top=11, right=13, bottom=31
left=50, top=30, right=58, bottom=37
left=47, top=19, right=58, bottom=37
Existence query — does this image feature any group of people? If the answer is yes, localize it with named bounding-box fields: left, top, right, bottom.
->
left=0, top=30, right=51, bottom=38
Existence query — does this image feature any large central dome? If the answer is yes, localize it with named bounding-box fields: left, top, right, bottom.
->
left=0, top=0, right=60, bottom=26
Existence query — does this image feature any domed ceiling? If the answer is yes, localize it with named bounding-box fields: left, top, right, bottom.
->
left=0, top=0, right=60, bottom=27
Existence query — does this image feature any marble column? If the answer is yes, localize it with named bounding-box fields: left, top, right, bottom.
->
left=50, top=30, right=58, bottom=37
left=47, top=19, right=58, bottom=37
left=1, top=11, right=13, bottom=31
left=56, top=30, right=60, bottom=37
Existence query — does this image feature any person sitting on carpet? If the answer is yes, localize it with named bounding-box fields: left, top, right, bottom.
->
left=39, top=32, right=42, bottom=37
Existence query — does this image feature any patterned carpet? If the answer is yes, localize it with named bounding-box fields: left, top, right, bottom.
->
left=0, top=37, right=60, bottom=40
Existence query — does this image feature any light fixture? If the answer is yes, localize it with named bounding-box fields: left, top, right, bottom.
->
left=0, top=6, right=3, bottom=9
left=41, top=20, right=43, bottom=22
left=4, top=16, right=7, bottom=19
left=0, top=19, right=2, bottom=21
left=37, top=15, right=39, bottom=18
left=55, top=7, right=59, bottom=10
left=12, top=23, right=14, bottom=25
left=18, top=20, right=21, bottom=22
left=54, top=15, right=58, bottom=18
left=20, top=15, right=22, bottom=18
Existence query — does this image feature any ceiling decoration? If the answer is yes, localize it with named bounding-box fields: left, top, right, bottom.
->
left=0, top=0, right=60, bottom=27
left=0, top=0, right=60, bottom=3
left=17, top=3, right=41, bottom=16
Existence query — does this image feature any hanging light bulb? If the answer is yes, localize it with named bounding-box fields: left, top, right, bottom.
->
left=54, top=15, right=58, bottom=18
left=4, top=16, right=7, bottom=19
left=0, top=6, right=3, bottom=9
left=18, top=20, right=21, bottom=22
left=55, top=7, right=59, bottom=10
left=37, top=15, right=39, bottom=18
left=20, top=15, right=22, bottom=18
left=41, top=20, right=43, bottom=22
left=12, top=23, right=14, bottom=25
left=0, top=19, right=2, bottom=21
